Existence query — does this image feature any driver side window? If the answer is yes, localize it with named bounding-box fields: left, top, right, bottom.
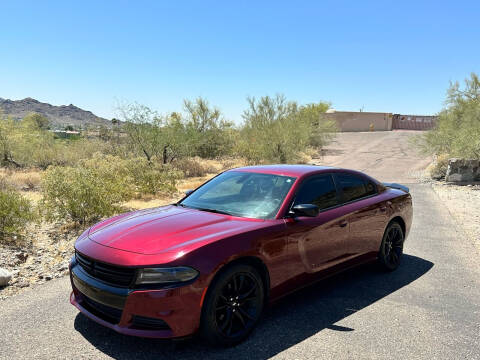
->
left=294, top=174, right=339, bottom=210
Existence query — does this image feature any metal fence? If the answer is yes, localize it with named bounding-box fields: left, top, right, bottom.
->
left=392, top=114, right=437, bottom=130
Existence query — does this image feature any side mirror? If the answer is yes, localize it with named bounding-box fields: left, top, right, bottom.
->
left=290, top=204, right=319, bottom=217
left=185, top=189, right=194, bottom=196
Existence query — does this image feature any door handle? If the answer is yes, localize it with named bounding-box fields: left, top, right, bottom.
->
left=379, top=206, right=387, bottom=212
left=338, top=221, right=348, bottom=228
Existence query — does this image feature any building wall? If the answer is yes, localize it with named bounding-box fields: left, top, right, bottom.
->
left=324, top=111, right=393, bottom=132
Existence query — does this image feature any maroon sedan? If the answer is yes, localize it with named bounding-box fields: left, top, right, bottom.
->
left=69, top=165, right=412, bottom=346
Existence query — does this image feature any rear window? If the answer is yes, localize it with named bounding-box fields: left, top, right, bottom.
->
left=336, top=173, right=376, bottom=203
left=294, top=175, right=338, bottom=210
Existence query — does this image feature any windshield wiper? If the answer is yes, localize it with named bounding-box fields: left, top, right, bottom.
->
left=193, top=207, right=234, bottom=216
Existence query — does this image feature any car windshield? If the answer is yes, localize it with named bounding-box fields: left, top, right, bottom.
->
left=179, top=171, right=296, bottom=219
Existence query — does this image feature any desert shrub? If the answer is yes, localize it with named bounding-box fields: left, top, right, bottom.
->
left=42, top=153, right=182, bottom=224
left=172, top=158, right=210, bottom=177
left=415, top=73, right=480, bottom=160
left=0, top=183, right=35, bottom=240
left=5, top=170, right=42, bottom=190
left=41, top=165, right=131, bottom=224
left=427, top=154, right=450, bottom=180
left=123, top=158, right=181, bottom=195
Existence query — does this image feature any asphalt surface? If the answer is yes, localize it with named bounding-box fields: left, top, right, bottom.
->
left=1, top=132, right=479, bottom=359
left=319, top=130, right=432, bottom=183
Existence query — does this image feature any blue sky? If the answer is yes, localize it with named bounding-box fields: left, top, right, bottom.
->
left=1, top=1, right=479, bottom=122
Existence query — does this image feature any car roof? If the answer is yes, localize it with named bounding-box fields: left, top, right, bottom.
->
left=229, top=164, right=338, bottom=177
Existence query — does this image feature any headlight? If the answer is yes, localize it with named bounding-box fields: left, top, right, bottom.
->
left=135, top=267, right=199, bottom=285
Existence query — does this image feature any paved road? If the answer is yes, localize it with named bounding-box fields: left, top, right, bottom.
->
left=318, top=130, right=432, bottom=183
left=1, top=132, right=479, bottom=359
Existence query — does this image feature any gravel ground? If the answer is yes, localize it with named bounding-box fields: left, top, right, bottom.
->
left=0, top=222, right=83, bottom=299
left=431, top=182, right=480, bottom=252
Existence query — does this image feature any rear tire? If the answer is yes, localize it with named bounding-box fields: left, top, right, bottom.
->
left=200, top=264, right=264, bottom=347
left=378, top=222, right=404, bottom=271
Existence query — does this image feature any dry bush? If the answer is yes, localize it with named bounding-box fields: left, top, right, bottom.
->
left=296, top=151, right=313, bottom=164
left=428, top=154, right=450, bottom=180
left=41, top=165, right=130, bottom=225
left=220, top=158, right=247, bottom=171
left=0, top=181, right=36, bottom=242
left=6, top=170, right=42, bottom=190
left=173, top=157, right=216, bottom=177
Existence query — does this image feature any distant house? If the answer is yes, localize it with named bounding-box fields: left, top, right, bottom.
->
left=324, top=110, right=437, bottom=132
left=51, top=129, right=81, bottom=139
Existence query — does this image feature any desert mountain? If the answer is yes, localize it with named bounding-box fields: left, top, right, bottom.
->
left=0, top=97, right=111, bottom=128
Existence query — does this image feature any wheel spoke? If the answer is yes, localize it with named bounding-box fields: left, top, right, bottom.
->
left=239, top=295, right=257, bottom=304
left=238, top=283, right=256, bottom=300
left=237, top=274, right=245, bottom=292
left=234, top=310, right=246, bottom=328
left=238, top=306, right=254, bottom=320
left=215, top=304, right=228, bottom=311
left=390, top=250, right=398, bottom=264
left=392, top=228, right=397, bottom=240
left=232, top=275, right=238, bottom=292
left=220, top=309, right=233, bottom=331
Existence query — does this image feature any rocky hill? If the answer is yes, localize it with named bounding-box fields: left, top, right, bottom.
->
left=0, top=97, right=111, bottom=128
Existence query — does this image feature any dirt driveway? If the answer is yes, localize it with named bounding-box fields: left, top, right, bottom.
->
left=315, top=130, right=431, bottom=183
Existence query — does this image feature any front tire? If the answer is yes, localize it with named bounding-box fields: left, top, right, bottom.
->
left=200, top=264, right=264, bottom=347
left=378, top=222, right=404, bottom=271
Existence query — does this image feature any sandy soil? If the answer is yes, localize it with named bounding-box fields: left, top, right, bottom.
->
left=431, top=183, right=480, bottom=252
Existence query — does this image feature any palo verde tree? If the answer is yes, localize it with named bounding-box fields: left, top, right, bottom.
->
left=237, top=95, right=334, bottom=164
left=183, top=97, right=234, bottom=158
left=416, top=72, right=480, bottom=159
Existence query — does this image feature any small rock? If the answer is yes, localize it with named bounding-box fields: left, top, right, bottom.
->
left=16, top=279, right=29, bottom=288
left=15, top=252, right=28, bottom=262
left=57, top=264, right=68, bottom=272
left=0, top=268, right=13, bottom=286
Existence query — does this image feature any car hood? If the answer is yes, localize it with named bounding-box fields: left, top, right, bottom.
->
left=86, top=205, right=263, bottom=255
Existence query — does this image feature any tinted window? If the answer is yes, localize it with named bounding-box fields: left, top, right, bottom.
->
left=294, top=175, right=338, bottom=210
left=365, top=180, right=377, bottom=196
left=336, top=173, right=375, bottom=202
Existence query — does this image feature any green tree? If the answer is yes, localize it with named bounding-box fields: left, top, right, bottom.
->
left=23, top=113, right=50, bottom=130
left=183, top=97, right=233, bottom=158
left=416, top=73, right=480, bottom=159
left=120, top=103, right=165, bottom=162
left=297, top=102, right=337, bottom=147
left=238, top=94, right=336, bottom=163
left=0, top=116, right=20, bottom=167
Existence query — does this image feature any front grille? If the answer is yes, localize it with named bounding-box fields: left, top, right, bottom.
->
left=75, top=252, right=136, bottom=287
left=131, top=315, right=171, bottom=330
left=82, top=295, right=123, bottom=324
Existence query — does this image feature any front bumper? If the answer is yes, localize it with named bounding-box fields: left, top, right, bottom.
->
left=69, top=261, right=204, bottom=338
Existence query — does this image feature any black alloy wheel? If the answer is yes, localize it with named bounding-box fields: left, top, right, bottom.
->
left=201, top=264, right=264, bottom=346
left=379, top=222, right=404, bottom=271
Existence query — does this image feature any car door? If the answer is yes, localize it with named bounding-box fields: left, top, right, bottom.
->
left=285, top=174, right=353, bottom=274
left=334, top=173, right=387, bottom=260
